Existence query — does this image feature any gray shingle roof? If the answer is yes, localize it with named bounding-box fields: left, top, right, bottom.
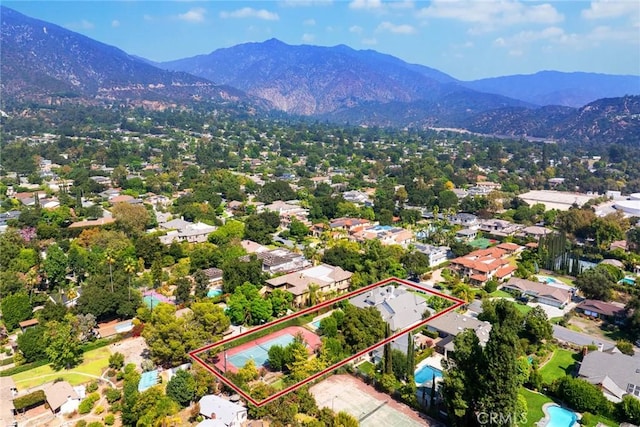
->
left=578, top=351, right=640, bottom=399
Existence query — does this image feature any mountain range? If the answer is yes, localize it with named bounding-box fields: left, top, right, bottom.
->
left=1, top=6, right=639, bottom=144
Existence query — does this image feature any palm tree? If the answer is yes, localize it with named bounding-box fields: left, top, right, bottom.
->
left=124, top=257, right=136, bottom=301
left=452, top=283, right=476, bottom=303
left=308, top=283, right=320, bottom=307
left=105, top=251, right=116, bottom=293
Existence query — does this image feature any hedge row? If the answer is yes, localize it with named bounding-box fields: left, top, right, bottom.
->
left=14, top=390, right=46, bottom=410
left=0, top=359, right=49, bottom=377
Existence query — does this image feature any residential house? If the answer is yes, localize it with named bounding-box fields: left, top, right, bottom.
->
left=350, top=285, right=428, bottom=332
left=329, top=217, right=375, bottom=235
left=198, top=395, right=247, bottom=427
left=479, top=219, right=523, bottom=238
left=448, top=213, right=479, bottom=228
left=449, top=248, right=516, bottom=286
left=240, top=240, right=269, bottom=254
left=158, top=218, right=217, bottom=244
left=578, top=350, right=640, bottom=402
left=518, top=225, right=553, bottom=240
left=414, top=244, right=450, bottom=267
left=240, top=249, right=310, bottom=275
left=342, top=190, right=372, bottom=206
left=502, top=277, right=572, bottom=308
left=455, top=228, right=478, bottom=241
left=263, top=200, right=310, bottom=228
left=495, top=242, right=525, bottom=255
left=45, top=381, right=83, bottom=415
left=201, top=268, right=224, bottom=286
left=351, top=225, right=414, bottom=247
left=575, top=300, right=626, bottom=323
left=426, top=312, right=492, bottom=358
left=264, top=264, right=352, bottom=307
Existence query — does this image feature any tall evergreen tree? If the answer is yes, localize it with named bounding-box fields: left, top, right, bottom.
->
left=383, top=322, right=393, bottom=375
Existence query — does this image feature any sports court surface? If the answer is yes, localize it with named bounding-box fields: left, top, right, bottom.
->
left=213, top=326, right=321, bottom=373
left=310, top=374, right=440, bottom=427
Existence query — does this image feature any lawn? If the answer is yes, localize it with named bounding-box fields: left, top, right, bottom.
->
left=357, top=361, right=375, bottom=376
left=513, top=303, right=533, bottom=315
left=581, top=414, right=618, bottom=427
left=12, top=347, right=111, bottom=390
left=489, top=290, right=513, bottom=298
left=539, top=349, right=580, bottom=384
left=519, top=387, right=553, bottom=427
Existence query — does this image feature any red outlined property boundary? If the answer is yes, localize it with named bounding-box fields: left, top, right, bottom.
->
left=189, top=277, right=464, bottom=407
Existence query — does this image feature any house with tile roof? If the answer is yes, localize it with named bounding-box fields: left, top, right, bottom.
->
left=502, top=277, right=572, bottom=308
left=449, top=247, right=516, bottom=286
left=264, top=264, right=352, bottom=307
left=44, top=381, right=82, bottom=415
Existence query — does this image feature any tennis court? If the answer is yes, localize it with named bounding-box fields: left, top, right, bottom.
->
left=215, top=326, right=322, bottom=373
left=310, top=375, right=438, bottom=427
left=226, top=333, right=296, bottom=369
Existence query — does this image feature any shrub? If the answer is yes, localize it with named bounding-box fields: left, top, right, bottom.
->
left=13, top=390, right=46, bottom=410
left=580, top=412, right=594, bottom=425
left=78, top=392, right=100, bottom=414
left=104, top=388, right=122, bottom=404
left=75, top=421, right=87, bottom=427
left=87, top=422, right=104, bottom=427
left=86, top=380, right=99, bottom=393
left=616, top=395, right=640, bottom=425
left=94, top=405, right=105, bottom=415
left=552, top=376, right=611, bottom=415
left=104, top=414, right=115, bottom=426
left=616, top=340, right=635, bottom=356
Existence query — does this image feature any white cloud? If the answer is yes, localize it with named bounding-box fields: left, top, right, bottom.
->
left=349, top=25, right=363, bottom=34
left=111, top=20, right=120, bottom=28
left=362, top=37, right=378, bottom=45
left=582, top=0, right=640, bottom=20
left=419, top=0, right=564, bottom=30
left=220, top=7, right=279, bottom=21
left=587, top=25, right=640, bottom=43
left=349, top=0, right=383, bottom=10
left=279, top=0, right=333, bottom=6
left=376, top=21, right=416, bottom=34
left=67, top=19, right=95, bottom=30
left=303, top=18, right=316, bottom=26
left=302, top=33, right=316, bottom=42
left=389, top=0, right=415, bottom=10
left=493, top=26, right=578, bottom=48
left=178, top=7, right=206, bottom=23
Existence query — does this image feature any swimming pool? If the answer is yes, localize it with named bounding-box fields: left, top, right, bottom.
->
left=312, top=320, right=321, bottom=328
left=620, top=277, right=636, bottom=286
left=114, top=320, right=133, bottom=333
left=414, top=364, right=442, bottom=385
left=208, top=288, right=223, bottom=298
left=546, top=405, right=577, bottom=427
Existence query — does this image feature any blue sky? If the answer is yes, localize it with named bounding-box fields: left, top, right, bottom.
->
left=4, top=0, right=640, bottom=80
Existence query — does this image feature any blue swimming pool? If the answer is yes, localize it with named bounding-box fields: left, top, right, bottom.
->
left=208, top=288, right=223, bottom=298
left=414, top=364, right=442, bottom=385
left=312, top=320, right=321, bottom=328
left=546, top=405, right=577, bottom=427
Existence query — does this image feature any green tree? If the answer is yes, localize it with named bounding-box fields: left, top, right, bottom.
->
left=174, top=277, right=192, bottom=305
left=166, top=369, right=196, bottom=407
left=267, top=345, right=286, bottom=371
left=616, top=395, right=640, bottom=425
left=1, top=293, right=32, bottom=330
left=401, top=251, right=430, bottom=279
left=575, top=266, right=614, bottom=301
left=288, top=217, right=309, bottom=242
left=109, top=352, right=125, bottom=370
left=523, top=306, right=553, bottom=344
left=193, top=270, right=209, bottom=300
left=17, top=325, right=47, bottom=362
left=112, top=202, right=149, bottom=237
left=44, top=318, right=83, bottom=370
left=43, top=244, right=68, bottom=288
